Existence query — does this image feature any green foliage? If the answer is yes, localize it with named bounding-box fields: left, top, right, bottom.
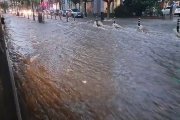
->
left=123, top=0, right=158, bottom=16
left=0, top=1, right=8, bottom=10
left=71, top=0, right=80, bottom=5
left=114, top=5, right=132, bottom=17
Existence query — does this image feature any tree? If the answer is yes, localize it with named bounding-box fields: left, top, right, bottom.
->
left=123, top=0, right=157, bottom=16
left=71, top=0, right=80, bottom=8
left=120, top=0, right=123, bottom=5
left=82, top=0, right=87, bottom=17
left=59, top=0, right=62, bottom=10
left=103, top=0, right=113, bottom=18
left=0, top=1, right=8, bottom=13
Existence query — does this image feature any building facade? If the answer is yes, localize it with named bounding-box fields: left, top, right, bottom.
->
left=49, top=0, right=121, bottom=15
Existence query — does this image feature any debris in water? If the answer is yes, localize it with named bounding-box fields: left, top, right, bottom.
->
left=30, top=54, right=40, bottom=63
left=82, top=81, right=87, bottom=84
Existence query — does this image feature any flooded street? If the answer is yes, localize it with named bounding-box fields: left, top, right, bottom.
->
left=4, top=14, right=180, bottom=120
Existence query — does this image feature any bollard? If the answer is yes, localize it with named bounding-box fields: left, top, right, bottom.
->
left=138, top=18, right=141, bottom=26
left=177, top=19, right=180, bottom=33
left=33, top=14, right=35, bottom=21
left=74, top=15, right=75, bottom=21
left=51, top=14, right=52, bottom=19
left=100, top=12, right=104, bottom=21
left=28, top=14, right=29, bottom=19
left=113, top=17, right=116, bottom=24
left=55, top=15, right=57, bottom=20
left=66, top=13, right=69, bottom=22
left=47, top=13, right=48, bottom=19
left=43, top=13, right=45, bottom=22
left=96, top=20, right=98, bottom=26
left=113, top=19, right=116, bottom=24
left=95, top=16, right=98, bottom=26
left=17, top=12, right=19, bottom=16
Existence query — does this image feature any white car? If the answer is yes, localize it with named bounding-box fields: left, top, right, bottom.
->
left=162, top=6, right=180, bottom=16
left=162, top=7, right=171, bottom=15
left=175, top=6, right=180, bottom=16
left=70, top=9, right=83, bottom=18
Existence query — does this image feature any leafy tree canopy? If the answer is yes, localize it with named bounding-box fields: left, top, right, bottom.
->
left=71, top=0, right=80, bottom=5
left=123, top=0, right=158, bottom=16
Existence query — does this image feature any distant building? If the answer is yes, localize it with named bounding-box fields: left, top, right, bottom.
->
left=114, top=0, right=121, bottom=8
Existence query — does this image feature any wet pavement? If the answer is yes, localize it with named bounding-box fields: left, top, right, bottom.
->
left=4, top=14, right=180, bottom=120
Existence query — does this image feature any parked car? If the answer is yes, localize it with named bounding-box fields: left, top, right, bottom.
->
left=161, top=7, right=171, bottom=15
left=53, top=10, right=59, bottom=16
left=162, top=6, right=180, bottom=16
left=174, top=6, right=180, bottom=16
left=70, top=9, right=83, bottom=18
left=62, top=9, right=72, bottom=17
left=62, top=10, right=66, bottom=16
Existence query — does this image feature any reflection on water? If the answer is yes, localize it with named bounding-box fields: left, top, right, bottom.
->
left=5, top=15, right=180, bottom=120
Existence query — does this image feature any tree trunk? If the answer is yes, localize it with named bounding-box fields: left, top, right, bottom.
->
left=69, top=0, right=70, bottom=8
left=120, top=0, right=123, bottom=5
left=79, top=2, right=80, bottom=10
left=107, top=3, right=110, bottom=19
left=32, top=1, right=35, bottom=20
left=56, top=1, right=57, bottom=10
left=59, top=0, right=61, bottom=10
left=84, top=0, right=87, bottom=17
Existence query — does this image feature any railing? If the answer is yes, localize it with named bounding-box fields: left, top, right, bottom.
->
left=0, top=17, right=22, bottom=120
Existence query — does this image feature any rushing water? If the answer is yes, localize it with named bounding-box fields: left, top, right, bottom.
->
left=4, top=14, right=180, bottom=120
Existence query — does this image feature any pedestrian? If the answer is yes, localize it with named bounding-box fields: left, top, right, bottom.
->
left=59, top=11, right=62, bottom=20
left=170, top=1, right=176, bottom=19
left=66, top=12, right=71, bottom=22
left=1, top=15, right=5, bottom=30
left=172, top=1, right=177, bottom=16
left=170, top=3, right=173, bottom=19
left=66, top=12, right=68, bottom=22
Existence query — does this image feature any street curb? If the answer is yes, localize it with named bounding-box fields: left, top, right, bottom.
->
left=0, top=19, right=22, bottom=120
